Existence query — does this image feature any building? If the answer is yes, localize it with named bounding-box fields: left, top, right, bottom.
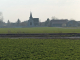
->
left=50, top=19, right=68, bottom=27
left=45, top=18, right=50, bottom=27
left=27, top=12, right=39, bottom=27
left=66, top=20, right=79, bottom=27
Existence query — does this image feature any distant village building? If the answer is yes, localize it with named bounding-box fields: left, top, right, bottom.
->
left=39, top=22, right=45, bottom=27
left=77, top=21, right=80, bottom=27
left=21, top=21, right=28, bottom=27
left=27, top=12, right=39, bottom=27
left=7, top=20, right=10, bottom=27
left=10, top=23, right=16, bottom=27
left=66, top=20, right=79, bottom=27
left=50, top=19, right=68, bottom=27
left=0, top=12, right=80, bottom=28
left=45, top=18, right=50, bottom=27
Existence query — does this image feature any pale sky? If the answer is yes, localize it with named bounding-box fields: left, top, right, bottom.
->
left=0, top=0, right=80, bottom=23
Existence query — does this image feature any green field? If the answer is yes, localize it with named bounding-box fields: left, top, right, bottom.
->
left=0, top=27, right=80, bottom=34
left=0, top=38, right=80, bottom=60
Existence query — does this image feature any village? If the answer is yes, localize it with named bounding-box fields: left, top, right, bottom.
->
left=0, top=12, right=80, bottom=28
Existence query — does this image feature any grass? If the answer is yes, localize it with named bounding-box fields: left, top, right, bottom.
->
left=0, top=38, right=80, bottom=60
left=0, top=27, right=80, bottom=33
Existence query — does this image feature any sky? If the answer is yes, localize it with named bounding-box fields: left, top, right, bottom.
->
left=0, top=0, right=80, bottom=23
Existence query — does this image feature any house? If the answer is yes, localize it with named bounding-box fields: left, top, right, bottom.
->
left=27, top=12, right=39, bottom=27
left=45, top=18, right=50, bottom=26
left=66, top=20, right=79, bottom=27
left=50, top=19, right=68, bottom=27
left=39, top=22, right=45, bottom=27
left=21, top=21, right=28, bottom=27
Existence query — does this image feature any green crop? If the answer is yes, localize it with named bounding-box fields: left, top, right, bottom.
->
left=0, top=27, right=80, bottom=34
left=0, top=38, right=80, bottom=60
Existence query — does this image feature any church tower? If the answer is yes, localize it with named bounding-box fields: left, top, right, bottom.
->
left=28, top=11, right=39, bottom=27
left=29, top=12, right=33, bottom=19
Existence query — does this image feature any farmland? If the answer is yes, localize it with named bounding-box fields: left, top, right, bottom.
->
left=0, top=27, right=80, bottom=34
left=0, top=38, right=80, bottom=60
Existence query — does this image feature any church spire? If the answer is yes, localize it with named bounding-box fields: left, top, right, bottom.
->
left=30, top=11, right=33, bottom=19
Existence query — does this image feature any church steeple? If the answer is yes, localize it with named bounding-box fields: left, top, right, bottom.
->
left=30, top=12, right=33, bottom=19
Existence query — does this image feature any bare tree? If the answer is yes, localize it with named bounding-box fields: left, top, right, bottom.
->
left=51, top=16, right=58, bottom=20
left=0, top=12, right=3, bottom=22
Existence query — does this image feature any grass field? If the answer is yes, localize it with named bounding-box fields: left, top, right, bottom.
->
left=0, top=38, right=80, bottom=60
left=0, top=27, right=80, bottom=34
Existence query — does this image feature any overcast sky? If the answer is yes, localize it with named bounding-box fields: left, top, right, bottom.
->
left=0, top=0, right=80, bottom=23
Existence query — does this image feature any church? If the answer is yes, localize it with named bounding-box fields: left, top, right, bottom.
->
left=27, top=12, right=39, bottom=27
